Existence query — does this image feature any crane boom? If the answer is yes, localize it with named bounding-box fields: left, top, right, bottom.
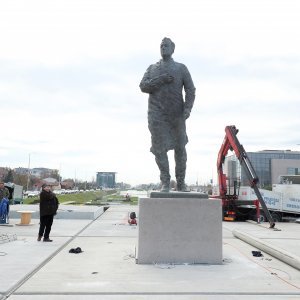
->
left=217, top=125, right=275, bottom=228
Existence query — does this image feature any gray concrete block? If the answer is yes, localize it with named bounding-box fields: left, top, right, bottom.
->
left=9, top=205, right=104, bottom=220
left=149, top=191, right=208, bottom=199
left=137, top=197, right=222, bottom=264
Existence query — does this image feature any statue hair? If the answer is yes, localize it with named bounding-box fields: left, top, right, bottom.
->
left=161, top=37, right=175, bottom=52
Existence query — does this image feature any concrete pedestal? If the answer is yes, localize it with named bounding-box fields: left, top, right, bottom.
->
left=149, top=191, right=208, bottom=199
left=137, top=197, right=222, bottom=264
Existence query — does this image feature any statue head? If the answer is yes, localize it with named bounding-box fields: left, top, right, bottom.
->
left=160, top=37, right=175, bottom=59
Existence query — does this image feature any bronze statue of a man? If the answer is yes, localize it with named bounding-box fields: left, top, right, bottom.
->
left=140, top=37, right=196, bottom=192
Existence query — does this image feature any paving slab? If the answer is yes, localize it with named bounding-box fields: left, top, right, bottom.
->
left=223, top=221, right=300, bottom=258
left=6, top=295, right=300, bottom=300
left=79, top=218, right=138, bottom=237
left=0, top=219, right=92, bottom=297
left=1, top=219, right=90, bottom=237
left=0, top=236, right=70, bottom=295
left=98, top=210, right=135, bottom=221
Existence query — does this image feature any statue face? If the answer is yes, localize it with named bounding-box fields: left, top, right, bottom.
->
left=160, top=40, right=174, bottom=58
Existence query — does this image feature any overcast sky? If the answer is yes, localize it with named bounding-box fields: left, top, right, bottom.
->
left=1, top=0, right=300, bottom=186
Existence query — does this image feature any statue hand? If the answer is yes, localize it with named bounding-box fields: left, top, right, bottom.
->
left=184, top=108, right=191, bottom=120
left=160, top=73, right=174, bottom=84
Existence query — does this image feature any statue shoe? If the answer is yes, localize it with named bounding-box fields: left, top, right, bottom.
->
left=160, top=183, right=170, bottom=192
left=176, top=182, right=189, bottom=192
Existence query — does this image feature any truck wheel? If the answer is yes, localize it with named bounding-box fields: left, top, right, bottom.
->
left=249, top=210, right=266, bottom=223
left=271, top=212, right=282, bottom=222
left=248, top=210, right=258, bottom=221
left=258, top=212, right=267, bottom=223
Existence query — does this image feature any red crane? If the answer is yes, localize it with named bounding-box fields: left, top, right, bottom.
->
left=217, top=125, right=275, bottom=228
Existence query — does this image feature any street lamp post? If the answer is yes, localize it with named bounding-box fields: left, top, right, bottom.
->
left=26, top=153, right=31, bottom=191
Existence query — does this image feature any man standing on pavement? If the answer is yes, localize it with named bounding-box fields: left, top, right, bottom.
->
left=140, top=37, right=196, bottom=192
left=38, top=184, right=59, bottom=242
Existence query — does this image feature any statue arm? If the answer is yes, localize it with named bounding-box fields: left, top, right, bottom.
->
left=182, top=66, right=196, bottom=119
left=140, top=66, right=173, bottom=94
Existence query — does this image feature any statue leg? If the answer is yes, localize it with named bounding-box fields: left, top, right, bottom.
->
left=155, top=152, right=170, bottom=192
left=175, top=147, right=188, bottom=191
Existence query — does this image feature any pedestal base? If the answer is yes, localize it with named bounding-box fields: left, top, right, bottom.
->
left=149, top=191, right=208, bottom=199
left=137, top=197, right=222, bottom=264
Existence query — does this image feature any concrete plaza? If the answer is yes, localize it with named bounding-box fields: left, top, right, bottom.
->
left=0, top=204, right=299, bottom=299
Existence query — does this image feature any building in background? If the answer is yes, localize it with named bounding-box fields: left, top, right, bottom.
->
left=225, top=150, right=300, bottom=188
left=96, top=172, right=116, bottom=189
left=14, top=167, right=58, bottom=179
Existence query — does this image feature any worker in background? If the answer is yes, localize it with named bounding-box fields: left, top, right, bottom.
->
left=0, top=181, right=10, bottom=200
left=0, top=181, right=10, bottom=223
left=125, top=193, right=131, bottom=201
left=38, top=184, right=59, bottom=242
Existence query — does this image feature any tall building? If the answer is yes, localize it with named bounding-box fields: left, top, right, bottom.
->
left=96, top=172, right=116, bottom=188
left=225, top=150, right=300, bottom=187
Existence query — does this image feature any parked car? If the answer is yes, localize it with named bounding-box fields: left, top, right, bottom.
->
left=27, top=191, right=40, bottom=198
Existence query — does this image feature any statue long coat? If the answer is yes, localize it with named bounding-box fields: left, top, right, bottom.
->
left=140, top=58, right=195, bottom=154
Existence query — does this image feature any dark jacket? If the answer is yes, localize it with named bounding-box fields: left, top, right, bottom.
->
left=0, top=187, right=10, bottom=200
left=39, top=190, right=59, bottom=217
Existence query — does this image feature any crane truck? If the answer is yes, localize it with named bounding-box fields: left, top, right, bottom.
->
left=215, top=125, right=275, bottom=228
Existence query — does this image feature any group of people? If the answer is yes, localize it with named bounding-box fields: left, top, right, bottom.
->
left=0, top=181, right=59, bottom=242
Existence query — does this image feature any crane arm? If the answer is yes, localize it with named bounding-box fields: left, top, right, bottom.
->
left=217, top=125, right=275, bottom=228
